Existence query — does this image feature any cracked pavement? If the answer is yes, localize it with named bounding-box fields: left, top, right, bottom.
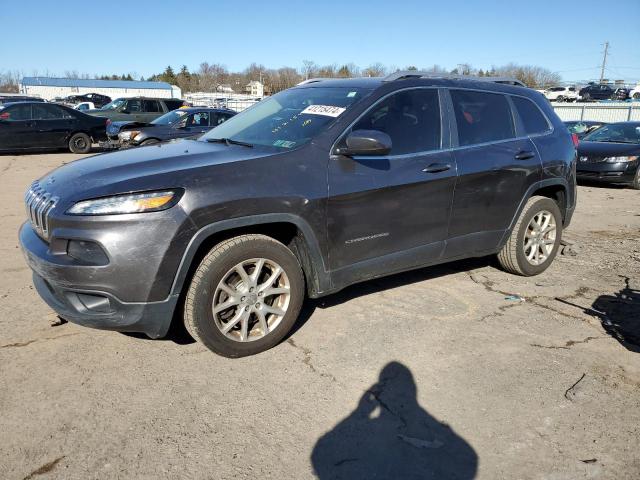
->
left=1, top=152, right=639, bottom=479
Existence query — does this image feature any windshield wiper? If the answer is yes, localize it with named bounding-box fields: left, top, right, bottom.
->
left=206, top=137, right=254, bottom=148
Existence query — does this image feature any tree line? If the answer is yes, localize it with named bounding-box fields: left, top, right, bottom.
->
left=0, top=61, right=561, bottom=94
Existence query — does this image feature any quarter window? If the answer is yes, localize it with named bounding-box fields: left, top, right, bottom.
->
left=450, top=90, right=515, bottom=146
left=511, top=96, right=550, bottom=135
left=352, top=89, right=441, bottom=155
left=126, top=99, right=142, bottom=112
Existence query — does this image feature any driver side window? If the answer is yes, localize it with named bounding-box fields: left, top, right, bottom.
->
left=351, top=89, right=441, bottom=155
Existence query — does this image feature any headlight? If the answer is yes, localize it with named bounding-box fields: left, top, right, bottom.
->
left=605, top=155, right=638, bottom=163
left=67, top=190, right=181, bottom=215
left=118, top=130, right=141, bottom=141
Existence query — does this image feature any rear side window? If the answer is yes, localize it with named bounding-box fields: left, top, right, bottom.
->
left=450, top=90, right=515, bottom=146
left=126, top=99, right=142, bottom=112
left=142, top=100, right=162, bottom=112
left=33, top=104, right=73, bottom=120
left=511, top=96, right=550, bottom=135
left=164, top=100, right=184, bottom=111
left=352, top=88, right=441, bottom=155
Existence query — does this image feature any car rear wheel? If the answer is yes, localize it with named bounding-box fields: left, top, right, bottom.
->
left=633, top=92, right=640, bottom=100
left=184, top=234, right=305, bottom=357
left=497, top=196, right=562, bottom=276
left=556, top=95, right=565, bottom=102
left=68, top=132, right=91, bottom=154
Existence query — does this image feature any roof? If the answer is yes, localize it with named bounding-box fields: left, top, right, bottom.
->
left=20, top=77, right=174, bottom=90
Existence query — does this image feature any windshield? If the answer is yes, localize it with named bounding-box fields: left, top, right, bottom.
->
left=152, top=110, right=189, bottom=125
left=101, top=98, right=126, bottom=111
left=583, top=123, right=640, bottom=144
left=201, top=86, right=369, bottom=149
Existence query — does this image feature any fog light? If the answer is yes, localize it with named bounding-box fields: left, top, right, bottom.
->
left=67, top=240, right=109, bottom=265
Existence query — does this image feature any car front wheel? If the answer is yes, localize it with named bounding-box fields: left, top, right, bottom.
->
left=497, top=196, right=562, bottom=276
left=184, top=234, right=305, bottom=357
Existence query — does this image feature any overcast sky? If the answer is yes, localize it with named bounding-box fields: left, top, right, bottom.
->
left=2, top=0, right=639, bottom=83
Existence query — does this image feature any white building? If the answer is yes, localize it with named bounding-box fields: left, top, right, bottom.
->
left=245, top=81, right=264, bottom=97
left=19, top=77, right=182, bottom=101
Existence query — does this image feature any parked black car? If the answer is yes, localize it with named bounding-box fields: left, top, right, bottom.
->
left=108, top=107, right=236, bottom=147
left=64, top=93, right=112, bottom=108
left=564, top=120, right=607, bottom=138
left=0, top=102, right=107, bottom=153
left=579, top=84, right=615, bottom=101
left=89, top=97, right=187, bottom=123
left=0, top=95, right=45, bottom=106
left=613, top=88, right=630, bottom=101
left=19, top=73, right=577, bottom=357
left=576, top=121, right=640, bottom=189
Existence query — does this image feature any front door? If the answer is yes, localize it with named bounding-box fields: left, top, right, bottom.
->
left=0, top=104, right=35, bottom=149
left=327, top=88, right=457, bottom=276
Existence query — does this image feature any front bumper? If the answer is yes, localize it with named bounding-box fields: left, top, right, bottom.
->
left=577, top=160, right=638, bottom=184
left=19, top=220, right=185, bottom=338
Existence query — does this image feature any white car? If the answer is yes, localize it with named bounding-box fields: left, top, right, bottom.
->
left=73, top=101, right=96, bottom=112
left=629, top=86, right=640, bottom=100
left=544, top=86, right=579, bottom=102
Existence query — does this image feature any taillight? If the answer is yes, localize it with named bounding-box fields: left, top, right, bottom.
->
left=571, top=133, right=579, bottom=147
left=106, top=119, right=112, bottom=126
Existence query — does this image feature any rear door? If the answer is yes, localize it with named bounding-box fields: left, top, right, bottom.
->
left=328, top=87, right=457, bottom=273
left=31, top=104, right=77, bottom=147
left=445, top=89, right=541, bottom=257
left=141, top=99, right=164, bottom=122
left=0, top=104, right=35, bottom=149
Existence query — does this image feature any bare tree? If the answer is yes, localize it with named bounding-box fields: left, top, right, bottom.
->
left=493, top=63, right=560, bottom=88
left=362, top=63, right=387, bottom=77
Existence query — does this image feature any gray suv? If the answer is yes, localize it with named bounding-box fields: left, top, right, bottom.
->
left=89, top=97, right=187, bottom=123
left=20, top=73, right=577, bottom=357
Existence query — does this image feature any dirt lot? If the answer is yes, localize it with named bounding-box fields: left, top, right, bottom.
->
left=1, top=151, right=639, bottom=480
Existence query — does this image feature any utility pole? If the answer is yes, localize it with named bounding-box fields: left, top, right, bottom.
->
left=599, top=41, right=609, bottom=83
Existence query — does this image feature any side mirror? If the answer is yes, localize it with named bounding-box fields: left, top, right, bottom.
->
left=339, top=130, right=392, bottom=157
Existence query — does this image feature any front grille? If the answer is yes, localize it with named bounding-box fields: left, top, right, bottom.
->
left=579, top=156, right=606, bottom=164
left=24, top=182, right=58, bottom=240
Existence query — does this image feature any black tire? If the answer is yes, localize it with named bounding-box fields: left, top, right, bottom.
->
left=497, top=196, right=563, bottom=276
left=556, top=95, right=565, bottom=102
left=68, top=132, right=92, bottom=154
left=633, top=92, right=640, bottom=100
left=582, top=93, right=591, bottom=102
left=184, top=234, right=305, bottom=357
left=141, top=138, right=160, bottom=146
left=632, top=168, right=640, bottom=190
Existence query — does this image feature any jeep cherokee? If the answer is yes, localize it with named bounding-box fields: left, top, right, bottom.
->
left=19, top=73, right=577, bottom=357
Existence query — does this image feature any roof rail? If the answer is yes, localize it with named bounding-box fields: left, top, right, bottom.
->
left=383, top=70, right=526, bottom=87
left=297, top=78, right=333, bottom=86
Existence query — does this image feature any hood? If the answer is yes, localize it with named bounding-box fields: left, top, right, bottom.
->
left=36, top=139, right=279, bottom=204
left=577, top=141, right=640, bottom=157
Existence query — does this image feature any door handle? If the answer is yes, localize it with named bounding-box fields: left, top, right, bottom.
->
left=422, top=163, right=452, bottom=173
left=514, top=151, right=535, bottom=160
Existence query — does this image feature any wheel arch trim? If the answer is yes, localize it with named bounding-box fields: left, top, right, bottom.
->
left=499, top=178, right=570, bottom=249
left=168, top=213, right=331, bottom=299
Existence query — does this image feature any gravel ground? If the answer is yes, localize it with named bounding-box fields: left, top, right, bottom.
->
left=1, top=151, right=639, bottom=480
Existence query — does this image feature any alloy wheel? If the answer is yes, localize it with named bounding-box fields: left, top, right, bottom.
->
left=523, top=210, right=556, bottom=266
left=212, top=258, right=291, bottom=342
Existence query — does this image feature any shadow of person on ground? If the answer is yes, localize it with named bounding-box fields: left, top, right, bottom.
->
left=311, top=362, right=478, bottom=480
left=558, top=276, right=640, bottom=353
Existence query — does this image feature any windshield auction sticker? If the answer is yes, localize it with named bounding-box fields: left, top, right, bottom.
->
left=300, top=105, right=346, bottom=117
